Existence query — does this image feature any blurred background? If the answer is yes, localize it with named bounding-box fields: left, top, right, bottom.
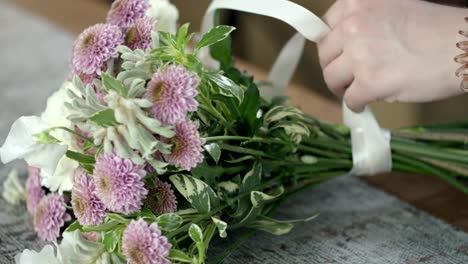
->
left=6, top=0, right=468, bottom=128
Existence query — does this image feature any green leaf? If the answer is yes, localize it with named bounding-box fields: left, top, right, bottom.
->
left=206, top=71, right=244, bottom=103
left=195, top=26, right=235, bottom=51
left=232, top=162, right=262, bottom=219
left=218, top=181, right=239, bottom=197
left=102, top=231, right=120, bottom=252
left=33, top=131, right=61, bottom=144
left=106, top=213, right=130, bottom=224
left=168, top=249, right=192, bottom=263
left=210, top=33, right=233, bottom=70
left=89, top=109, right=118, bottom=127
left=190, top=162, right=224, bottom=186
left=102, top=73, right=127, bottom=97
left=170, top=174, right=220, bottom=214
left=204, top=143, right=221, bottom=164
left=82, top=221, right=120, bottom=232
left=176, top=23, right=190, bottom=49
left=65, top=220, right=84, bottom=233
left=66, top=151, right=96, bottom=164
left=239, top=83, right=261, bottom=136
left=189, top=223, right=203, bottom=243
left=264, top=105, right=304, bottom=124
left=211, top=217, right=228, bottom=238
left=250, top=186, right=284, bottom=208
left=249, top=219, right=294, bottom=236
left=156, top=213, right=183, bottom=232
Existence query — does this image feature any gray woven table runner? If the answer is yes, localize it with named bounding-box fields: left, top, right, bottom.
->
left=0, top=1, right=467, bottom=263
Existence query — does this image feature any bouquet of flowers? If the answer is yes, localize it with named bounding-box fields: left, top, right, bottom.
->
left=1, top=0, right=467, bottom=263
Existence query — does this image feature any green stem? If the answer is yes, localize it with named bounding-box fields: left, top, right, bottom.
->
left=393, top=130, right=468, bottom=143
left=393, top=153, right=468, bottom=194
left=48, top=126, right=96, bottom=146
left=198, top=93, right=228, bottom=123
left=391, top=139, right=468, bottom=164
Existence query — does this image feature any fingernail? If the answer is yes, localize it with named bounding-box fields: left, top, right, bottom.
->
left=456, top=65, right=468, bottom=77
left=457, top=41, right=468, bottom=52
left=455, top=53, right=468, bottom=64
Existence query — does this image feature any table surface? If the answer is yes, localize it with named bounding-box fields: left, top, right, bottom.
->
left=0, top=1, right=468, bottom=263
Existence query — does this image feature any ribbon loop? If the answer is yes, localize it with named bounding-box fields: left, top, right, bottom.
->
left=200, top=0, right=393, bottom=176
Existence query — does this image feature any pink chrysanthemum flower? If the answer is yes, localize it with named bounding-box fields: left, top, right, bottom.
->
left=93, top=152, right=148, bottom=214
left=122, top=219, right=171, bottom=264
left=145, top=65, right=200, bottom=125
left=107, top=0, right=149, bottom=29
left=163, top=120, right=204, bottom=170
left=34, top=194, right=71, bottom=242
left=145, top=179, right=177, bottom=215
left=71, top=24, right=123, bottom=76
left=126, top=17, right=154, bottom=50
left=71, top=170, right=106, bottom=226
left=25, top=167, right=45, bottom=215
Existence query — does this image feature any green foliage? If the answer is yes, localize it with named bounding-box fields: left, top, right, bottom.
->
left=203, top=143, right=221, bottom=164
left=102, top=230, right=120, bottom=252
left=239, top=83, right=261, bottom=136
left=156, top=213, right=184, bottom=232
left=189, top=224, right=203, bottom=243
left=66, top=151, right=95, bottom=173
left=89, top=109, right=119, bottom=127
left=102, top=73, right=127, bottom=97
left=205, top=71, right=244, bottom=103
left=170, top=174, right=220, bottom=214
left=195, top=26, right=236, bottom=52
left=65, top=220, right=84, bottom=233
left=169, top=249, right=193, bottom=263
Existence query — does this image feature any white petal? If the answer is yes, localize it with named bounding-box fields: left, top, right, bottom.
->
left=15, top=245, right=59, bottom=264
left=2, top=169, right=26, bottom=205
left=41, top=157, right=78, bottom=193
left=41, top=81, right=77, bottom=144
left=24, top=144, right=68, bottom=176
left=0, top=116, right=49, bottom=164
left=58, top=231, right=124, bottom=264
left=146, top=0, right=179, bottom=34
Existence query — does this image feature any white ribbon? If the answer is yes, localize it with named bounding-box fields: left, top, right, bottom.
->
left=200, top=0, right=392, bottom=176
left=343, top=104, right=392, bottom=175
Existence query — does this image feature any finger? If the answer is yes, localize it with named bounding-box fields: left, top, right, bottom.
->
left=322, top=55, right=353, bottom=97
left=318, top=25, right=344, bottom=68
left=343, top=81, right=374, bottom=113
left=323, top=0, right=343, bottom=28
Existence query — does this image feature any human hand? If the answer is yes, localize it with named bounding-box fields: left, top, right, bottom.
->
left=318, top=0, right=467, bottom=112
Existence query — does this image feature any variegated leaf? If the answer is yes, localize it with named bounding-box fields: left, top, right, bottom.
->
left=189, top=223, right=203, bottom=243
left=250, top=186, right=285, bottom=208
left=170, top=174, right=219, bottom=214
left=211, top=217, right=228, bottom=238
left=264, top=105, right=304, bottom=124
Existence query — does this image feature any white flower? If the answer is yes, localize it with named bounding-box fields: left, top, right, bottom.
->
left=15, top=245, right=60, bottom=264
left=58, top=231, right=124, bottom=264
left=15, top=231, right=124, bottom=264
left=2, top=169, right=26, bottom=205
left=146, top=0, right=179, bottom=34
left=0, top=116, right=68, bottom=176
left=40, top=156, right=79, bottom=193
left=42, top=81, right=78, bottom=148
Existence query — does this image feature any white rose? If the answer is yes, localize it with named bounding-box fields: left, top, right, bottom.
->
left=146, top=0, right=179, bottom=34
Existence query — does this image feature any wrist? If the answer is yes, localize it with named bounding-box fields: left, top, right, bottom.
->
left=455, top=17, right=468, bottom=92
